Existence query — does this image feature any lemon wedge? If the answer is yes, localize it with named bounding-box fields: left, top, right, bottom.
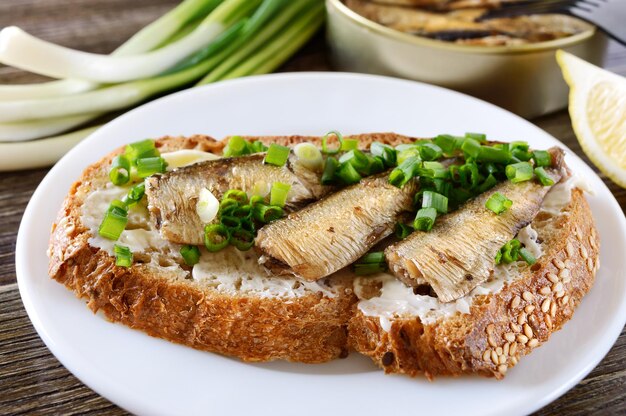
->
left=557, top=50, right=626, bottom=188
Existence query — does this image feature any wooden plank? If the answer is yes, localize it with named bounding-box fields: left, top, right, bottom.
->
left=0, top=288, right=126, bottom=415
left=0, top=169, right=48, bottom=286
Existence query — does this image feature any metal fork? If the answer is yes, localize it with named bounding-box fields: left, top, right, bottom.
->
left=479, top=0, right=626, bottom=46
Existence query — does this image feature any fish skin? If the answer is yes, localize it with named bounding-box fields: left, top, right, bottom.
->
left=255, top=173, right=418, bottom=282
left=385, top=148, right=565, bottom=302
left=145, top=153, right=331, bottom=245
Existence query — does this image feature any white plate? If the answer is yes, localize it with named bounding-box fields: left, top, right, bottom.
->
left=16, top=73, right=626, bottom=416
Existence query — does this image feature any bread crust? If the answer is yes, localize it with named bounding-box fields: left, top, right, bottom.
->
left=348, top=189, right=600, bottom=378
left=48, top=133, right=416, bottom=363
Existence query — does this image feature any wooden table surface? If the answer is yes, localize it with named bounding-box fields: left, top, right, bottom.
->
left=1, top=1, right=625, bottom=414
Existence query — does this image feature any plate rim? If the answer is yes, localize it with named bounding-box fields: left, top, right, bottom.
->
left=16, top=71, right=626, bottom=416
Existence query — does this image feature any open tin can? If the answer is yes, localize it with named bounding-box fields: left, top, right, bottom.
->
left=326, top=0, right=607, bottom=118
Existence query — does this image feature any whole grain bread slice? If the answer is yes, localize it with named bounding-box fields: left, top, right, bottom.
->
left=348, top=188, right=599, bottom=378
left=48, top=132, right=416, bottom=363
left=48, top=133, right=599, bottom=374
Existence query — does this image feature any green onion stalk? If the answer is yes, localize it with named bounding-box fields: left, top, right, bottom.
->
left=0, top=0, right=325, bottom=171
left=0, top=0, right=223, bottom=101
left=0, top=0, right=252, bottom=83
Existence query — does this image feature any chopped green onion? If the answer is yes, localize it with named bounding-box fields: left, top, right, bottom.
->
left=494, top=143, right=510, bottom=152
left=497, top=239, right=537, bottom=265
left=354, top=263, right=387, bottom=275
left=422, top=161, right=444, bottom=170
left=241, top=217, right=256, bottom=233
left=220, top=215, right=241, bottom=229
left=321, top=156, right=339, bottom=185
left=449, top=187, right=472, bottom=208
left=418, top=142, right=443, bottom=161
left=269, top=182, right=291, bottom=207
left=264, top=143, right=290, bottom=167
left=397, top=147, right=420, bottom=165
left=249, top=195, right=265, bottom=206
left=180, top=245, right=200, bottom=266
left=484, top=163, right=499, bottom=175
left=136, top=156, right=167, bottom=178
left=413, top=207, right=437, bottom=231
left=368, top=156, right=385, bottom=175
left=108, top=199, right=127, bottom=215
left=128, top=182, right=146, bottom=201
left=465, top=132, right=486, bottom=142
left=124, top=139, right=158, bottom=164
left=220, top=197, right=240, bottom=213
left=114, top=244, right=133, bottom=268
left=109, top=155, right=131, bottom=186
left=339, top=149, right=369, bottom=174
left=431, top=178, right=452, bottom=196
left=494, top=251, right=502, bottom=264
left=233, top=204, right=252, bottom=219
left=229, top=228, right=255, bottom=251
left=337, top=161, right=361, bottom=185
left=370, top=142, right=397, bottom=167
left=223, top=189, right=248, bottom=204
left=485, top=192, right=512, bottom=214
left=477, top=173, right=498, bottom=193
left=389, top=156, right=420, bottom=188
left=394, top=144, right=415, bottom=152
left=459, top=162, right=482, bottom=189
left=512, top=147, right=532, bottom=162
left=223, top=135, right=249, bottom=157
left=495, top=239, right=521, bottom=264
left=423, top=161, right=449, bottom=179
left=204, top=224, right=230, bottom=253
left=519, top=248, right=536, bottom=265
left=508, top=141, right=532, bottom=158
left=395, top=222, right=413, bottom=239
left=340, top=138, right=359, bottom=151
left=532, top=150, right=552, bottom=167
left=534, top=167, right=555, bottom=186
left=358, top=251, right=385, bottom=264
left=505, top=162, right=534, bottom=183
left=495, top=239, right=536, bottom=265
left=98, top=208, right=127, bottom=241
left=422, top=190, right=448, bottom=214
left=477, top=146, right=511, bottom=164
left=321, top=131, right=343, bottom=155
left=434, top=134, right=457, bottom=155
left=249, top=140, right=268, bottom=154
left=461, top=138, right=481, bottom=159
left=449, top=165, right=461, bottom=183
left=252, top=203, right=283, bottom=223
left=220, top=205, right=237, bottom=217
left=293, top=142, right=323, bottom=171
left=354, top=251, right=387, bottom=275
left=503, top=239, right=521, bottom=263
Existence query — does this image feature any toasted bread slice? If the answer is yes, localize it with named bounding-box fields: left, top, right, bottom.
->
left=48, top=133, right=599, bottom=375
left=48, top=133, right=415, bottom=363
left=348, top=187, right=599, bottom=378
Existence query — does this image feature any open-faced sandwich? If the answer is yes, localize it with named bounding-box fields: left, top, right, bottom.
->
left=48, top=131, right=599, bottom=379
